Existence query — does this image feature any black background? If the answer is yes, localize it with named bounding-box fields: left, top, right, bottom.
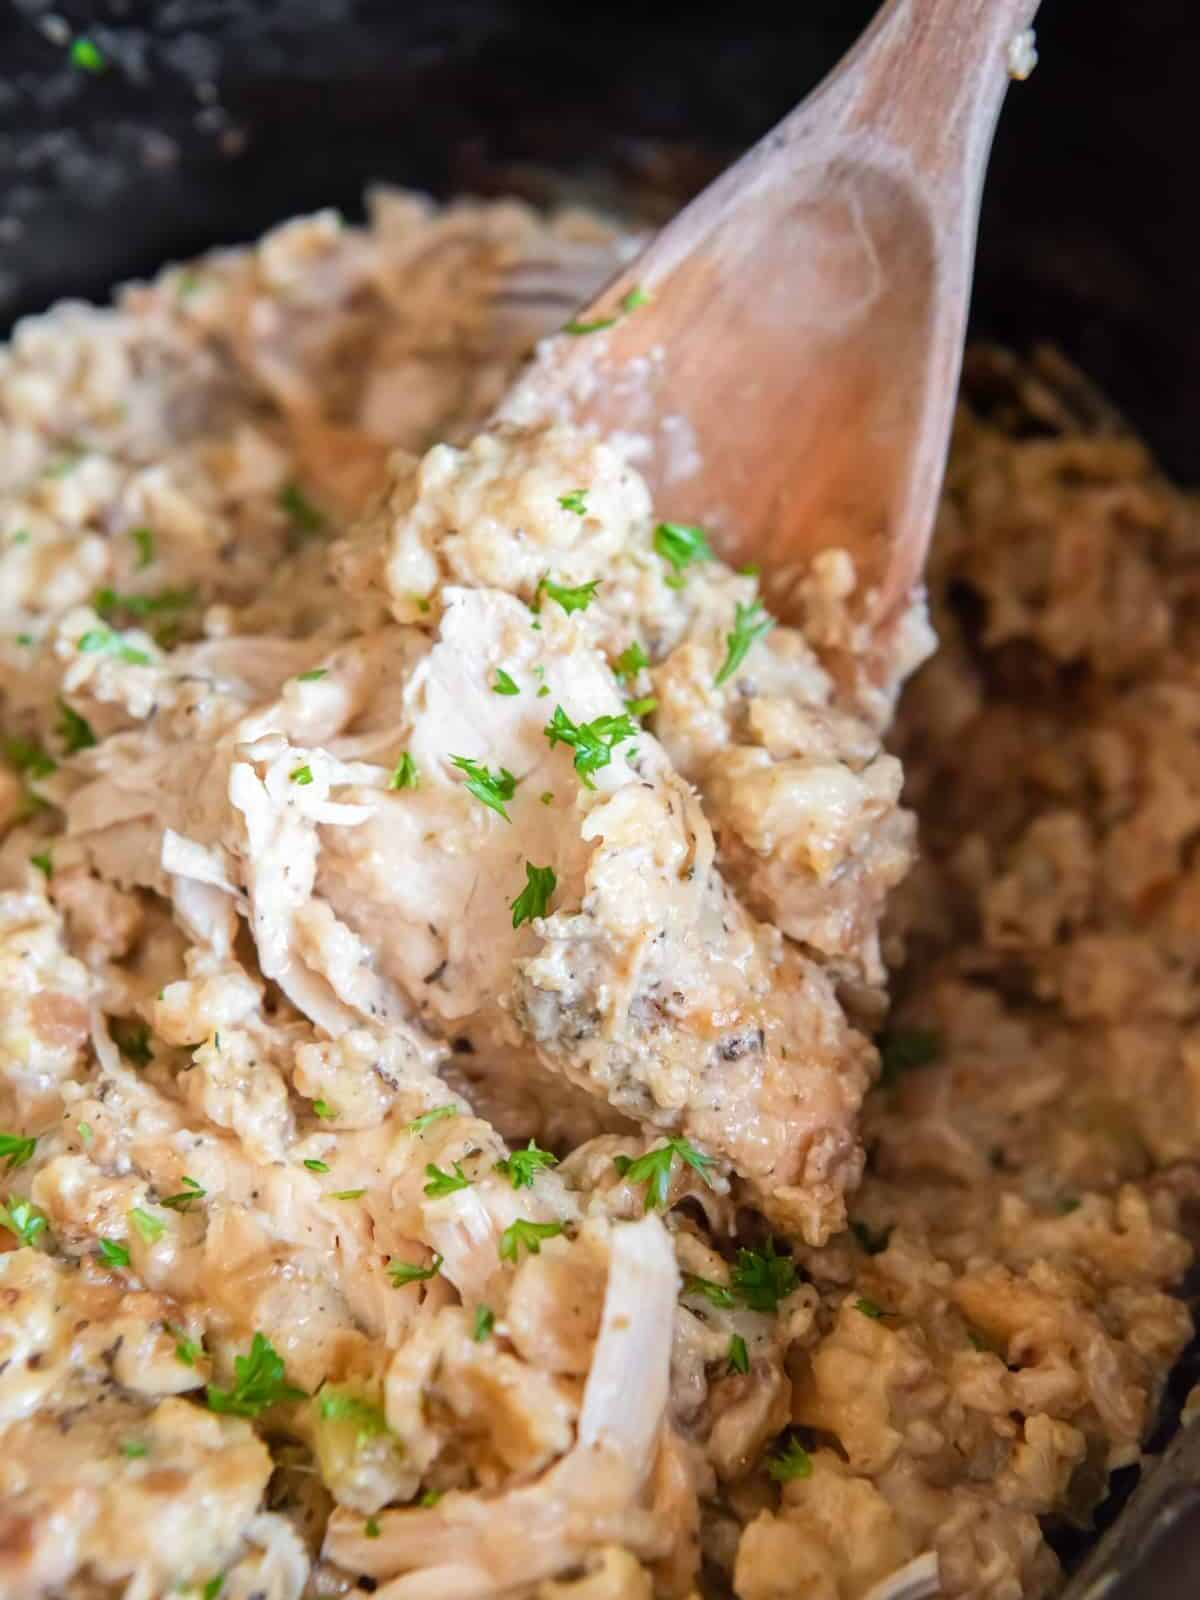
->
left=0, top=0, right=1196, bottom=478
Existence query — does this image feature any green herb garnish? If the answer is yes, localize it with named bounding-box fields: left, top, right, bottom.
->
left=297, top=668, right=327, bottom=682
left=714, top=598, right=775, bottom=686
left=510, top=862, right=556, bottom=929
left=495, top=1139, right=557, bottom=1190
left=29, top=852, right=51, bottom=878
left=682, top=1273, right=735, bottom=1309
left=449, top=755, right=518, bottom=821
left=407, top=1105, right=458, bottom=1135
left=625, top=695, right=657, bottom=718
left=206, top=1332, right=305, bottom=1417
left=653, top=521, right=712, bottom=576
left=544, top=704, right=637, bottom=788
left=473, top=1305, right=495, bottom=1341
left=130, top=527, right=155, bottom=568
left=277, top=482, right=325, bottom=538
left=129, top=1206, right=166, bottom=1244
left=536, top=576, right=600, bottom=615
left=4, top=737, right=56, bottom=779
left=169, top=1325, right=202, bottom=1366
left=492, top=669, right=520, bottom=696
left=365, top=1516, right=381, bottom=1538
left=312, top=1099, right=337, bottom=1120
left=0, top=1198, right=47, bottom=1247
left=558, top=490, right=588, bottom=515
left=731, top=1237, right=797, bottom=1312
left=290, top=764, right=313, bottom=786
left=120, top=1439, right=148, bottom=1459
left=498, top=1218, right=565, bottom=1262
left=317, top=1385, right=388, bottom=1438
left=767, top=1439, right=813, bottom=1482
left=330, top=1188, right=366, bottom=1200
left=612, top=1138, right=715, bottom=1211
left=98, top=1237, right=130, bottom=1268
left=70, top=36, right=106, bottom=72
left=1, top=1134, right=39, bottom=1176
left=613, top=641, right=649, bottom=681
left=303, top=1158, right=330, bottom=1173
left=56, top=700, right=96, bottom=753
left=389, top=752, right=419, bottom=790
left=727, top=1334, right=750, bottom=1375
left=160, top=1176, right=206, bottom=1212
left=388, top=1254, right=443, bottom=1286
left=423, top=1161, right=471, bottom=1198
left=855, top=1297, right=885, bottom=1319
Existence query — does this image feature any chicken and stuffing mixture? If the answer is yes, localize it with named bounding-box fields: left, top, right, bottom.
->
left=0, top=193, right=1196, bottom=1600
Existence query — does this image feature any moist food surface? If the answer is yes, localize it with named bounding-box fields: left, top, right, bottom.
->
left=0, top=195, right=1195, bottom=1600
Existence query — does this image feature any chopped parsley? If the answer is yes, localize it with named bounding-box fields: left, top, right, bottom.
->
left=77, top=1122, right=93, bottom=1145
left=449, top=755, right=518, bottom=821
left=407, top=1105, right=458, bottom=1135
left=544, top=705, right=637, bottom=787
left=4, top=737, right=56, bottom=779
left=207, top=1332, right=305, bottom=1417
left=130, top=526, right=155, bottom=568
left=389, top=752, right=419, bottom=790
left=563, top=285, right=649, bottom=335
left=423, top=1161, right=471, bottom=1198
left=312, top=1099, right=337, bottom=1120
left=70, top=35, right=107, bottom=71
left=473, top=1305, right=495, bottom=1342
left=169, top=1325, right=202, bottom=1366
left=536, top=576, right=600, bottom=615
left=540, top=790, right=554, bottom=805
left=612, top=1138, right=715, bottom=1211
left=129, top=1206, right=166, bottom=1244
left=202, top=1579, right=223, bottom=1600
left=388, top=1253, right=443, bottom=1286
left=494, top=1139, right=557, bottom=1190
left=297, top=668, right=327, bottom=682
left=98, top=1237, right=130, bottom=1268
left=160, top=1175, right=206, bottom=1212
left=77, top=626, right=151, bottom=666
left=653, top=521, right=712, bottom=577
left=277, top=482, right=325, bottom=538
left=56, top=699, right=96, bottom=753
left=510, top=862, right=556, bottom=929
left=877, top=1027, right=941, bottom=1085
left=94, top=585, right=193, bottom=623
left=290, top=764, right=313, bottom=786
left=29, top=852, right=51, bottom=879
left=682, top=1273, right=735, bottom=1309
left=613, top=641, right=649, bottom=681
left=0, top=1198, right=47, bottom=1248
left=492, top=668, right=520, bottom=696
left=855, top=1297, right=885, bottom=1319
left=365, top=1516, right=381, bottom=1539
left=419, top=1489, right=443, bottom=1508
left=558, top=489, right=588, bottom=515
left=316, top=1386, right=389, bottom=1438
left=498, top=1217, right=565, bottom=1262
left=731, top=1238, right=797, bottom=1312
left=303, top=1158, right=330, bottom=1173
left=714, top=598, right=775, bottom=686
left=767, top=1438, right=813, bottom=1482
left=120, top=1439, right=149, bottom=1459
left=625, top=695, right=657, bottom=718
left=727, top=1334, right=750, bottom=1375
left=850, top=1219, right=893, bottom=1256
left=330, top=1188, right=366, bottom=1201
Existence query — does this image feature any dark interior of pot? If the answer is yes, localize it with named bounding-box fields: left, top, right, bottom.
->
left=2, top=1, right=1198, bottom=1592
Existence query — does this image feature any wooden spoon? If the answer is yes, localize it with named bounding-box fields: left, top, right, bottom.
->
left=500, top=0, right=1041, bottom=667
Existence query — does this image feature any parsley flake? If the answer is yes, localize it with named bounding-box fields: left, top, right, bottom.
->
left=277, top=482, right=325, bottom=538
left=420, top=1489, right=443, bottom=1508
left=473, top=1305, right=495, bottom=1341
left=855, top=1296, right=885, bottom=1319
left=731, top=1238, right=797, bottom=1312
left=120, top=1439, right=149, bottom=1459
left=312, top=1099, right=337, bottom=1120
left=129, top=1206, right=166, bottom=1244
left=407, top=1105, right=458, bottom=1135
left=544, top=704, right=637, bottom=788
left=98, top=1237, right=130, bottom=1268
left=389, top=752, right=419, bottom=790
left=70, top=36, right=106, bottom=72
left=423, top=1161, right=471, bottom=1198
left=77, top=1122, right=93, bottom=1145
left=160, top=1176, right=206, bottom=1212
left=613, top=641, right=649, bottom=681
left=130, top=527, right=155, bottom=568
left=612, top=1138, right=715, bottom=1211
left=29, top=851, right=51, bottom=879
left=330, top=1188, right=366, bottom=1201
left=536, top=576, right=600, bottom=615
left=303, top=1158, right=330, bottom=1173
left=495, top=1139, right=557, bottom=1190
left=767, top=1439, right=813, bottom=1482
left=4, top=737, right=56, bottom=779
left=290, top=764, right=313, bottom=786
left=0, top=1133, right=36, bottom=1173
left=297, top=668, right=327, bottom=682
left=682, top=1273, right=735, bottom=1309
left=56, top=699, right=96, bottom=754
left=492, top=668, right=520, bottom=696
left=169, top=1325, right=202, bottom=1366
left=365, top=1516, right=381, bottom=1539
left=0, top=1198, right=47, bottom=1248
left=206, top=1332, right=305, bottom=1417
left=510, top=862, right=556, bottom=929
left=625, top=695, right=657, bottom=718
left=727, top=1333, right=750, bottom=1375
left=653, top=521, right=712, bottom=576
left=316, top=1386, right=388, bottom=1438
left=449, top=755, right=518, bottom=821
left=202, top=1579, right=223, bottom=1600
left=558, top=490, right=588, bottom=516
left=498, top=1217, right=565, bottom=1262
left=388, top=1253, right=443, bottom=1286
left=714, top=598, right=775, bottom=686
